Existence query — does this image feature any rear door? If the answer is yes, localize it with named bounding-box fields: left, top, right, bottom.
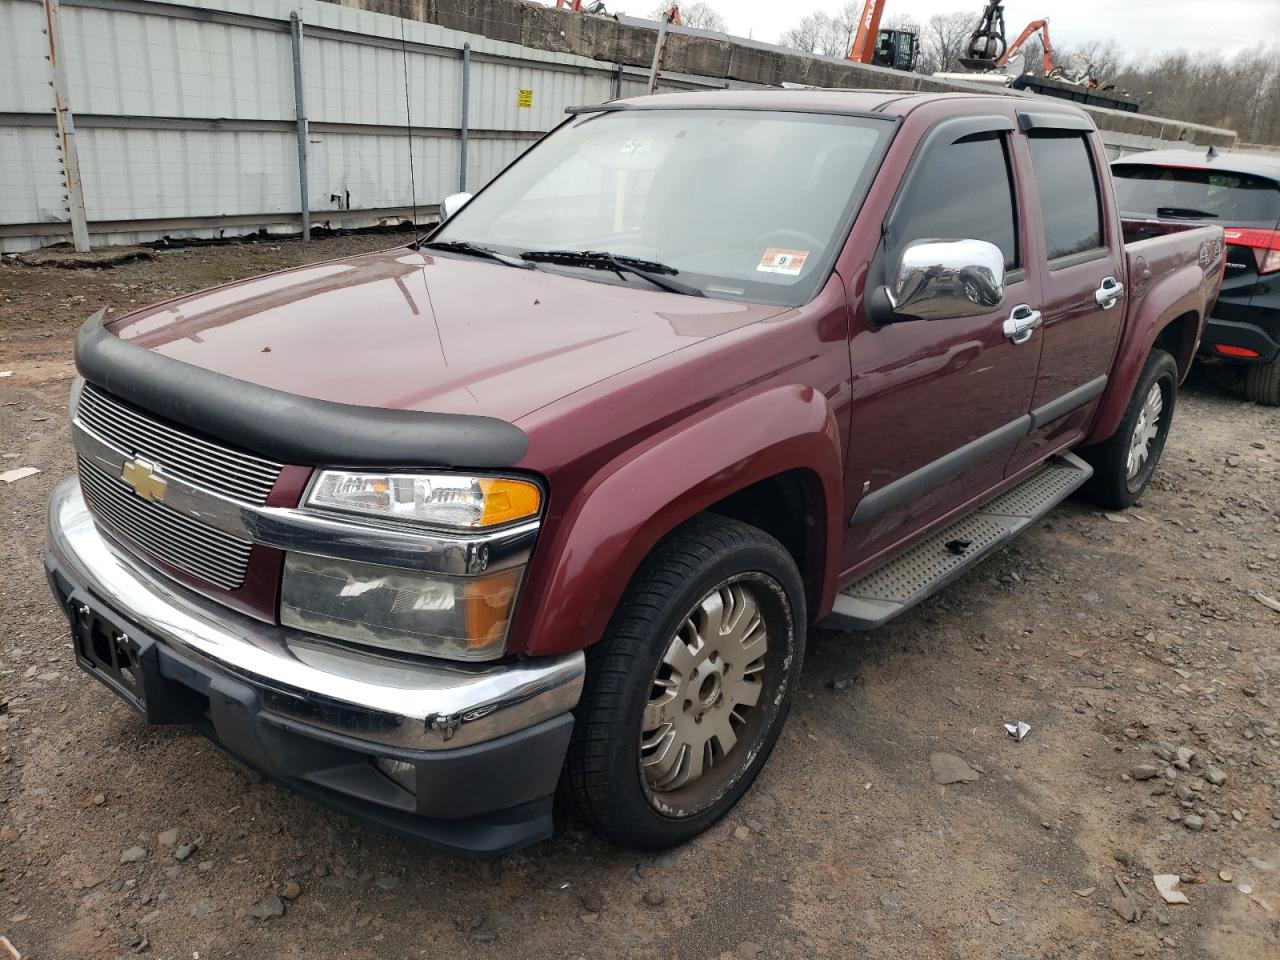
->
left=1008, top=112, right=1126, bottom=474
left=843, top=114, right=1043, bottom=569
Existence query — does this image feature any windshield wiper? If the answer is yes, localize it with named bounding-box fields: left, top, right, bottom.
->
left=1156, top=206, right=1219, bottom=219
left=418, top=239, right=534, bottom=269
left=519, top=249, right=704, bottom=296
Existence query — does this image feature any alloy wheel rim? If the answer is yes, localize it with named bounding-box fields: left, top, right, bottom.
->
left=640, top=581, right=768, bottom=794
left=1126, top=381, right=1164, bottom=482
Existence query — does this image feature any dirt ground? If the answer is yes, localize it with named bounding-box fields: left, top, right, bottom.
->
left=1, top=233, right=1278, bottom=960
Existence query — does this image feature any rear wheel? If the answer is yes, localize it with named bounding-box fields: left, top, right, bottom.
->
left=563, top=515, right=805, bottom=849
left=1244, top=356, right=1280, bottom=406
left=1082, top=349, right=1178, bottom=510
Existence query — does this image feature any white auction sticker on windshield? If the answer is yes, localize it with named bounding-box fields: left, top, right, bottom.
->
left=757, top=248, right=809, bottom=276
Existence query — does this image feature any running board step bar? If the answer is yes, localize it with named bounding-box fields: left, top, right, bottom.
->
left=825, top=452, right=1093, bottom=632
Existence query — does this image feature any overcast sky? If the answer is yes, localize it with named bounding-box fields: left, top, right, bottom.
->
left=609, top=0, right=1280, bottom=58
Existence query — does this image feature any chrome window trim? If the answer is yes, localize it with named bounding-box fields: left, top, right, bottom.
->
left=71, top=418, right=539, bottom=576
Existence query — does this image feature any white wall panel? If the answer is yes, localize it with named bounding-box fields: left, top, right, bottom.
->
left=63, top=6, right=294, bottom=121
left=472, top=61, right=608, bottom=133
left=465, top=136, right=537, bottom=194
left=305, top=35, right=463, bottom=129
left=78, top=127, right=297, bottom=220
left=306, top=131, right=457, bottom=212
left=0, top=127, right=68, bottom=224
left=0, top=0, right=647, bottom=249
left=0, top=0, right=56, bottom=113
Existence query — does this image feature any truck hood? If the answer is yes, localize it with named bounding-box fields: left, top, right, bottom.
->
left=106, top=248, right=787, bottom=423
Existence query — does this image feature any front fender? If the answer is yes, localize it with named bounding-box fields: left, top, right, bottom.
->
left=516, top=384, right=844, bottom=657
left=1088, top=259, right=1208, bottom=444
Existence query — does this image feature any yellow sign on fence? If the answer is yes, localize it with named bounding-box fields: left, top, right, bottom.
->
left=517, top=88, right=534, bottom=108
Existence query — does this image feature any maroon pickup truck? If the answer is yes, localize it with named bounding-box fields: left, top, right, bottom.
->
left=45, top=90, right=1225, bottom=854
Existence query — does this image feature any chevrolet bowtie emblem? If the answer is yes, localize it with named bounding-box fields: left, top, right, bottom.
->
left=121, top=458, right=168, bottom=502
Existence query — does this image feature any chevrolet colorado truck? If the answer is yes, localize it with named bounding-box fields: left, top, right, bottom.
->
left=45, top=90, right=1225, bottom=855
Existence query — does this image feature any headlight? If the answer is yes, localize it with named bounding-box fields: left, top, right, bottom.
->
left=280, top=553, right=522, bottom=661
left=307, top=471, right=541, bottom=529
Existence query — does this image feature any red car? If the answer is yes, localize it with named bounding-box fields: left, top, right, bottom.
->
left=46, top=91, right=1224, bottom=854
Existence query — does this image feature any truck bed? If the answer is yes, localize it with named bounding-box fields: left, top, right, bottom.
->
left=1121, top=215, right=1211, bottom=244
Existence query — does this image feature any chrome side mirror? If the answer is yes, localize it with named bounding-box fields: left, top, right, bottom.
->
left=880, top=238, right=1006, bottom=323
left=439, top=192, right=473, bottom=222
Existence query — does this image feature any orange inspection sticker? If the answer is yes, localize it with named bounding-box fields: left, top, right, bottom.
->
left=757, top=247, right=809, bottom=275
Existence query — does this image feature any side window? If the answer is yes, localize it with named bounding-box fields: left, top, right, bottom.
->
left=892, top=133, right=1019, bottom=269
left=1028, top=134, right=1105, bottom=261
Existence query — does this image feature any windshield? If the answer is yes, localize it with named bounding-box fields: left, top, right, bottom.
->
left=433, top=108, right=893, bottom=305
left=1112, top=163, right=1280, bottom=227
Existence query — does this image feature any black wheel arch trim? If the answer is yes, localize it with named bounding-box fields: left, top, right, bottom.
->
left=74, top=309, right=530, bottom=469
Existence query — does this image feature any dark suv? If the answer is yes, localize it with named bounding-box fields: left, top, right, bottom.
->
left=1112, top=148, right=1280, bottom=404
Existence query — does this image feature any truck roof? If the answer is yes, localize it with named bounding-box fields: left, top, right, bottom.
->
left=1113, top=148, right=1280, bottom=180
left=598, top=88, right=1092, bottom=122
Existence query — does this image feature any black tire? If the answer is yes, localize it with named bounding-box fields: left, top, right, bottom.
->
left=1244, top=356, right=1280, bottom=406
left=562, top=515, right=806, bottom=850
left=1082, top=349, right=1179, bottom=510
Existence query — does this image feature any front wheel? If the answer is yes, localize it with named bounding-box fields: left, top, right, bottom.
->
left=1082, top=348, right=1179, bottom=510
left=562, top=515, right=805, bottom=849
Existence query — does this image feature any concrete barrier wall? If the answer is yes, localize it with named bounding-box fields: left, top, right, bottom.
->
left=0, top=0, right=1237, bottom=252
left=375, top=0, right=1237, bottom=158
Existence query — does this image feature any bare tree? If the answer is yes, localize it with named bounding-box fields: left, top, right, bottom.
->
left=650, top=1, right=725, bottom=31
left=882, top=12, right=922, bottom=37
left=778, top=3, right=925, bottom=61
left=1014, top=35, right=1045, bottom=76
left=779, top=6, right=858, bottom=59
left=917, top=11, right=974, bottom=74
left=1110, top=44, right=1280, bottom=143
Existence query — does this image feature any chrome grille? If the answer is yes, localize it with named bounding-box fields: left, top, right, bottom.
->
left=76, top=383, right=282, bottom=505
left=77, top=456, right=253, bottom=590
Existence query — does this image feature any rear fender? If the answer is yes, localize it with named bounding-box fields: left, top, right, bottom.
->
left=1088, top=260, right=1207, bottom=444
left=518, top=385, right=844, bottom=657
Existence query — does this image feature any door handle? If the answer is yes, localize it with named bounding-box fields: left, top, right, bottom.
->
left=1095, top=276, right=1124, bottom=309
left=1003, top=304, right=1042, bottom=345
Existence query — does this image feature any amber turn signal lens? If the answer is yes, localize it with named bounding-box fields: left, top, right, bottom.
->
left=476, top=478, right=542, bottom=527
left=464, top=567, right=524, bottom=648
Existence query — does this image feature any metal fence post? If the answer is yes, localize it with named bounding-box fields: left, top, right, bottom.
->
left=289, top=12, right=310, bottom=241
left=647, top=16, right=670, bottom=94
left=459, top=42, right=471, bottom=192
left=42, top=0, right=90, bottom=252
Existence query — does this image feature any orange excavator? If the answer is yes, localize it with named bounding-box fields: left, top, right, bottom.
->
left=847, top=0, right=918, bottom=72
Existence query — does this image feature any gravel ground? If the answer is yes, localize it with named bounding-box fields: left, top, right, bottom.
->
left=1, top=234, right=1278, bottom=960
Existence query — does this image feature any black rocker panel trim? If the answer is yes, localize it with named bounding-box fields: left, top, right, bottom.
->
left=850, top=415, right=1032, bottom=528
left=850, top=375, right=1110, bottom=528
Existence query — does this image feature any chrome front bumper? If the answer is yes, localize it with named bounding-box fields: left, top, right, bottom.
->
left=45, top=477, right=584, bottom=751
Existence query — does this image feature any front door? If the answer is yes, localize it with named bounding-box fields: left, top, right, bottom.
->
left=842, top=115, right=1044, bottom=573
